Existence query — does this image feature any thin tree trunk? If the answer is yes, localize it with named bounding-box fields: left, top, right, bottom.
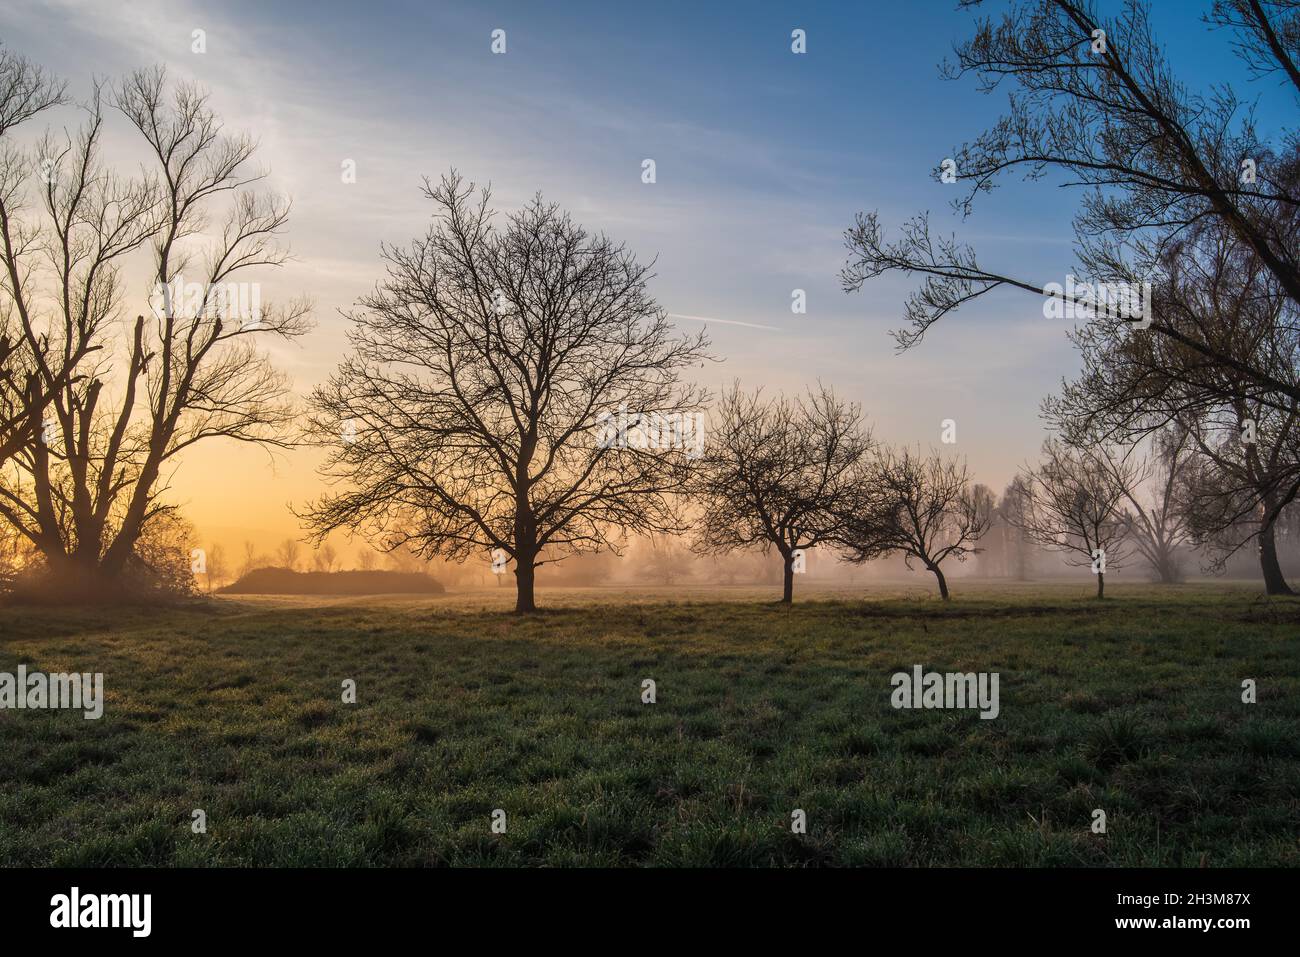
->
left=930, top=564, right=950, bottom=600
left=780, top=552, right=794, bottom=603
left=1096, top=570, right=1105, bottom=599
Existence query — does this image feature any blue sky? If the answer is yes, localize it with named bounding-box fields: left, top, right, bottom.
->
left=1, top=0, right=1291, bottom=544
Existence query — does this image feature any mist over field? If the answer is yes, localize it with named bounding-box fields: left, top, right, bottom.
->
left=0, top=2, right=1296, bottom=934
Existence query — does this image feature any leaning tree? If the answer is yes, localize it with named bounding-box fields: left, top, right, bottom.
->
left=303, top=171, right=711, bottom=613
left=842, top=445, right=991, bottom=600
left=690, top=381, right=875, bottom=603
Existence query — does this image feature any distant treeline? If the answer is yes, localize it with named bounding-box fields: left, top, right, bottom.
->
left=221, top=567, right=445, bottom=596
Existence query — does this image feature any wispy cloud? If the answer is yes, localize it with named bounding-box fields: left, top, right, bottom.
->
left=667, top=313, right=782, bottom=332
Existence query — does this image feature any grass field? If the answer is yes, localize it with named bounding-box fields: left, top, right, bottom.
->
left=1, top=582, right=1297, bottom=867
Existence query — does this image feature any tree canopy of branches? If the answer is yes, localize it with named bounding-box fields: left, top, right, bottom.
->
left=1109, top=426, right=1196, bottom=583
left=1013, top=438, right=1135, bottom=597
left=638, top=532, right=696, bottom=587
left=841, top=0, right=1300, bottom=408
left=1048, top=216, right=1300, bottom=592
left=842, top=445, right=991, bottom=600
left=1179, top=401, right=1299, bottom=592
left=0, top=63, right=310, bottom=600
left=690, top=382, right=874, bottom=603
left=303, top=171, right=711, bottom=613
left=0, top=48, right=68, bottom=473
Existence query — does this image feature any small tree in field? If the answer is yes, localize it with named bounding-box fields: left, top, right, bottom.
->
left=639, top=533, right=695, bottom=587
left=1110, top=427, right=1195, bottom=584
left=205, top=542, right=227, bottom=593
left=843, top=445, right=990, bottom=600
left=304, top=172, right=711, bottom=613
left=1014, top=438, right=1134, bottom=598
left=312, top=542, right=338, bottom=573
left=240, top=541, right=261, bottom=577
left=276, top=539, right=301, bottom=571
left=998, top=477, right=1036, bottom=580
left=691, top=382, right=874, bottom=603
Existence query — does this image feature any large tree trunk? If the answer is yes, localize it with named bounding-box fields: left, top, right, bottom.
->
left=1259, top=521, right=1294, bottom=596
left=31, top=553, right=120, bottom=604
left=1152, top=544, right=1180, bottom=584
left=780, top=552, right=794, bottom=604
left=929, top=563, right=950, bottom=600
left=514, top=560, right=537, bottom=613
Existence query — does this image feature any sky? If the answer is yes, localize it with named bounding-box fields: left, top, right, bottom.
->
left=0, top=0, right=1292, bottom=559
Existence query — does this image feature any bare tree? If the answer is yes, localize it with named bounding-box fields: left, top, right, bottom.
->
left=205, top=541, right=227, bottom=593
left=0, top=66, right=309, bottom=600
left=843, top=446, right=991, bottom=600
left=997, top=477, right=1036, bottom=580
left=1178, top=399, right=1299, bottom=593
left=1051, top=236, right=1294, bottom=589
left=1014, top=438, right=1134, bottom=598
left=1206, top=1, right=1300, bottom=91
left=1047, top=216, right=1300, bottom=592
left=0, top=48, right=69, bottom=472
left=691, top=382, right=874, bottom=603
left=639, top=532, right=695, bottom=587
left=311, top=541, right=338, bottom=573
left=303, top=171, right=712, bottom=613
left=1111, top=427, right=1196, bottom=583
left=240, top=539, right=261, bottom=577
left=969, top=481, right=997, bottom=571
left=355, top=548, right=378, bottom=572
left=276, top=538, right=301, bottom=571
left=841, top=1, right=1300, bottom=407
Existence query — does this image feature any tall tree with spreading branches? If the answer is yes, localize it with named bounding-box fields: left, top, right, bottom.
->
left=1047, top=216, right=1300, bottom=592
left=303, top=172, right=711, bottom=613
left=0, top=66, right=309, bottom=599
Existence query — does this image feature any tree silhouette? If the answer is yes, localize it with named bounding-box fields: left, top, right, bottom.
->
left=842, top=1, right=1300, bottom=405
left=843, top=446, right=990, bottom=600
left=303, top=171, right=711, bottom=613
left=1013, top=438, right=1134, bottom=598
left=0, top=65, right=309, bottom=600
left=691, top=382, right=874, bottom=603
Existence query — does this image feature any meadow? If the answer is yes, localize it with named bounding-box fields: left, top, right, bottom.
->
left=1, top=582, right=1297, bottom=867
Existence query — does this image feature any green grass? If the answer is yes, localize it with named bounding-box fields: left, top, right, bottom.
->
left=1, top=582, right=1297, bottom=866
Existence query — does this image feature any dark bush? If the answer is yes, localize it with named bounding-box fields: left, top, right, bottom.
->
left=222, top=567, right=445, bottom=596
